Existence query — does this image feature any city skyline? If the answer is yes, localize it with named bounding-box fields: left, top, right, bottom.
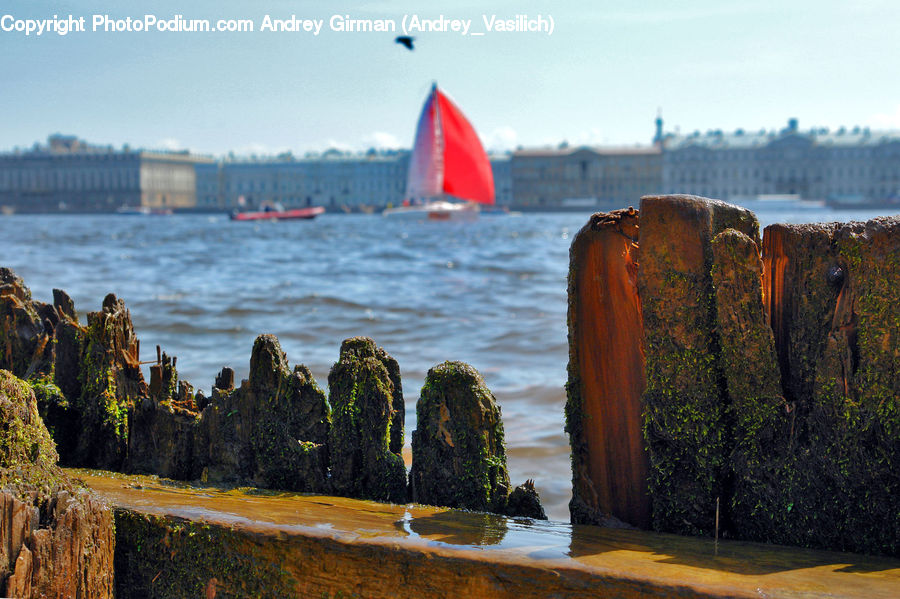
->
left=2, top=0, right=900, bottom=156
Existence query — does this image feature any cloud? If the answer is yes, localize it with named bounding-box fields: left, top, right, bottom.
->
left=321, top=139, right=355, bottom=153
left=362, top=131, right=403, bottom=150
left=482, top=126, right=518, bottom=152
left=870, top=104, right=900, bottom=129
left=234, top=142, right=292, bottom=157
left=157, top=138, right=185, bottom=151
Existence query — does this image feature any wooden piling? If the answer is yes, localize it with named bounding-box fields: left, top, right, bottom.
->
left=565, top=207, right=650, bottom=528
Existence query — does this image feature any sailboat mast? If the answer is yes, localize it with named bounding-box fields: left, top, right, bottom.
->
left=430, top=83, right=445, bottom=202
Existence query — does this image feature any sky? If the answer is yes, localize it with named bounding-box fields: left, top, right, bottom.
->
left=1, top=0, right=899, bottom=157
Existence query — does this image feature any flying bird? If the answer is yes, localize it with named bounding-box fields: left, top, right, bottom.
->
left=395, top=36, right=415, bottom=50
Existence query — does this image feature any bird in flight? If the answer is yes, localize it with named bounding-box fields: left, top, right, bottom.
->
left=395, top=36, right=415, bottom=50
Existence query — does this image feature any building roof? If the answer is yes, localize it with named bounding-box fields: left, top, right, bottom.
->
left=513, top=145, right=661, bottom=158
left=663, top=121, right=900, bottom=151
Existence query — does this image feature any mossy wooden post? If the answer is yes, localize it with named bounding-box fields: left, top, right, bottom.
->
left=247, top=335, right=330, bottom=492
left=51, top=288, right=83, bottom=403
left=0, top=268, right=51, bottom=378
left=147, top=350, right=178, bottom=401
left=761, top=217, right=900, bottom=555
left=379, top=347, right=405, bottom=456
left=74, top=294, right=147, bottom=470
left=128, top=350, right=200, bottom=480
left=0, top=370, right=115, bottom=597
left=410, top=361, right=511, bottom=513
left=638, top=195, right=758, bottom=536
left=194, top=335, right=330, bottom=491
left=213, top=366, right=234, bottom=398
left=327, top=337, right=406, bottom=502
left=565, top=208, right=650, bottom=528
left=710, top=228, right=791, bottom=541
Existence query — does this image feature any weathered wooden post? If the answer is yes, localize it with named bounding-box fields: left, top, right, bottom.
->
left=710, top=228, right=790, bottom=542
left=410, top=361, right=511, bottom=513
left=565, top=208, right=650, bottom=528
left=759, top=217, right=900, bottom=555
left=569, top=195, right=899, bottom=555
left=328, top=336, right=407, bottom=503
left=639, top=195, right=759, bottom=535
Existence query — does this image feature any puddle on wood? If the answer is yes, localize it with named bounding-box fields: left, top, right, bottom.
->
left=73, top=468, right=900, bottom=598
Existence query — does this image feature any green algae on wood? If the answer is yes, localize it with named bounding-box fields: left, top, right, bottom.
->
left=328, top=336, right=406, bottom=502
left=410, top=361, right=511, bottom=513
left=638, top=195, right=759, bottom=537
left=74, top=293, right=147, bottom=470
left=86, top=468, right=900, bottom=599
left=0, top=370, right=115, bottom=598
left=114, top=509, right=294, bottom=599
left=0, top=370, right=68, bottom=502
left=762, top=217, right=900, bottom=556
left=710, top=228, right=792, bottom=541
left=196, top=335, right=331, bottom=492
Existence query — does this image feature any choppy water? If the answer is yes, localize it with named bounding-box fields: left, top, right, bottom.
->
left=1, top=203, right=895, bottom=520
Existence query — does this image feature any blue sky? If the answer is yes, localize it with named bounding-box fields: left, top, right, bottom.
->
left=1, top=0, right=899, bottom=156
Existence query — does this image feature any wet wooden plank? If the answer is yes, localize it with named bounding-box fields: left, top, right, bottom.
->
left=75, top=469, right=900, bottom=599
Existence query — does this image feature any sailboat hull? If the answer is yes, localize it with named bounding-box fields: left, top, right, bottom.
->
left=382, top=200, right=480, bottom=221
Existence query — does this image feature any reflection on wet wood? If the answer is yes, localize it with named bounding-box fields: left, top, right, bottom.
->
left=76, top=469, right=900, bottom=599
left=566, top=208, right=650, bottom=529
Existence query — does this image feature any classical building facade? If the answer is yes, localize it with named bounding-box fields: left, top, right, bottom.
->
left=510, top=146, right=662, bottom=209
left=661, top=119, right=900, bottom=205
left=196, top=151, right=409, bottom=211
left=4, top=121, right=897, bottom=213
left=0, top=135, right=211, bottom=213
left=196, top=152, right=513, bottom=211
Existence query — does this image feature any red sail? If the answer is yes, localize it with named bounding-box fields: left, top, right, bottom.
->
left=435, top=89, right=495, bottom=205
left=406, top=85, right=495, bottom=205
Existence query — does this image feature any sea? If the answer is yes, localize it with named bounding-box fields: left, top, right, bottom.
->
left=1, top=202, right=895, bottom=521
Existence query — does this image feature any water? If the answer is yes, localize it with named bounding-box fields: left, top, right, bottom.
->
left=2, top=203, right=896, bottom=520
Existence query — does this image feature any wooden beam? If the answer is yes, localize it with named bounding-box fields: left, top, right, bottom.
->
left=76, top=469, right=900, bottom=599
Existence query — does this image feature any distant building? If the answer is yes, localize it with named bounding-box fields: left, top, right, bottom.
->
left=490, top=156, right=513, bottom=206
left=196, top=151, right=410, bottom=211
left=196, top=152, right=514, bottom=211
left=661, top=119, right=900, bottom=205
left=8, top=119, right=896, bottom=214
left=0, top=135, right=212, bottom=213
left=510, top=146, right=662, bottom=209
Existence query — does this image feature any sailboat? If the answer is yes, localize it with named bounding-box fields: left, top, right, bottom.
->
left=384, top=84, right=495, bottom=220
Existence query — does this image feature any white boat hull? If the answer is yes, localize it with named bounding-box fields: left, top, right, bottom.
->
left=382, top=200, right=479, bottom=221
